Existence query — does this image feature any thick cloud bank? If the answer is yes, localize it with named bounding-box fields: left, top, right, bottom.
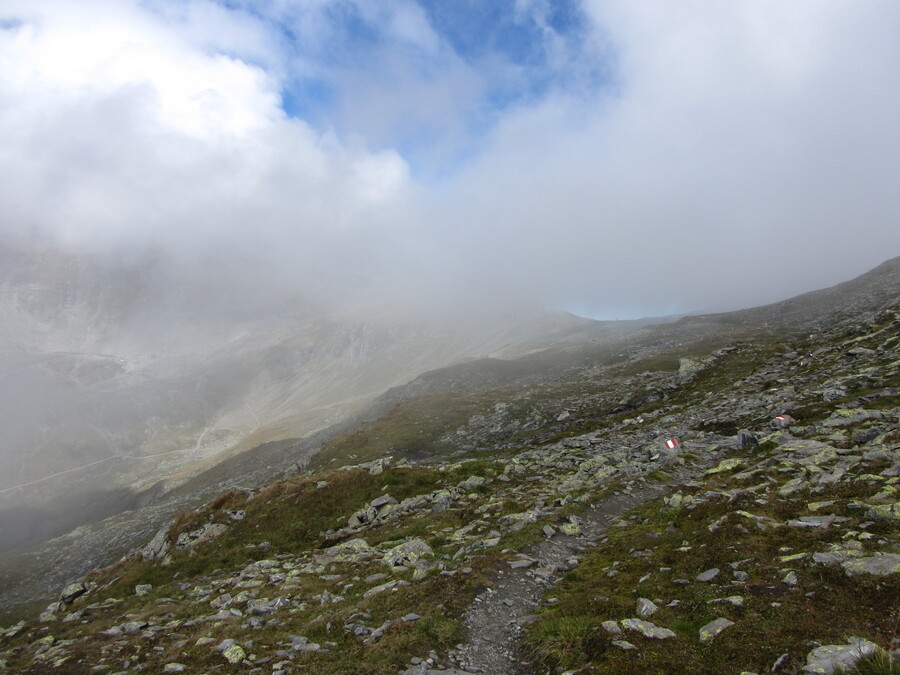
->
left=1, top=0, right=898, bottom=318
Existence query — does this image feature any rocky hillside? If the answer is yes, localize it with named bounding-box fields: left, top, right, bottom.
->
left=0, top=262, right=897, bottom=673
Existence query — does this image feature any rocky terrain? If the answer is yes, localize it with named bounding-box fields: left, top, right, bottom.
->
left=0, top=258, right=898, bottom=673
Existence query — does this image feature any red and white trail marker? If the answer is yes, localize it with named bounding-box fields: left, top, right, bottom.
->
left=665, top=438, right=679, bottom=450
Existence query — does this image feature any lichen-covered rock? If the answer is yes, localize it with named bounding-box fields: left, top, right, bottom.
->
left=383, top=539, right=433, bottom=568
left=866, top=502, right=900, bottom=520
left=706, top=458, right=744, bottom=475
left=140, top=524, right=171, bottom=562
left=222, top=643, right=246, bottom=664
left=620, top=618, right=676, bottom=639
left=175, top=522, right=228, bottom=549
left=323, top=538, right=379, bottom=562
left=698, top=617, right=734, bottom=643
left=840, top=553, right=900, bottom=576
left=59, top=583, right=86, bottom=605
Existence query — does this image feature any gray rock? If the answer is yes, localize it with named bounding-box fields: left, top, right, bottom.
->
left=140, top=525, right=171, bottom=562
left=802, top=637, right=878, bottom=674
left=637, top=598, right=659, bottom=617
left=611, top=639, right=637, bottom=650
left=59, top=582, right=86, bottom=604
left=364, top=580, right=411, bottom=598
left=621, top=618, right=677, bottom=639
left=840, top=553, right=900, bottom=576
left=371, top=493, right=398, bottom=509
left=457, top=475, right=487, bottom=491
left=509, top=559, right=534, bottom=569
left=175, top=523, right=228, bottom=549
left=696, top=568, right=720, bottom=582
left=383, top=539, right=434, bottom=568
left=698, top=617, right=734, bottom=643
left=773, top=414, right=796, bottom=429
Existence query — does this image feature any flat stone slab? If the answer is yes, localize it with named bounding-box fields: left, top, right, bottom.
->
left=621, top=618, right=677, bottom=639
left=699, top=617, right=734, bottom=643
left=696, top=568, right=720, bottom=582
left=841, top=553, right=900, bottom=576
left=802, top=637, right=878, bottom=674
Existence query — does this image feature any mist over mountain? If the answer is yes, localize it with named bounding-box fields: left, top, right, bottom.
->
left=1, top=4, right=899, bottom=658
left=0, top=236, right=637, bottom=554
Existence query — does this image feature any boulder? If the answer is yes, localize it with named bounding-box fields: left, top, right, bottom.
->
left=802, top=637, right=878, bottom=674
left=140, top=525, right=171, bottom=562
left=383, top=539, right=434, bottom=568
left=59, top=582, right=86, bottom=605
left=323, top=538, right=379, bottom=562
left=699, top=617, right=734, bottom=643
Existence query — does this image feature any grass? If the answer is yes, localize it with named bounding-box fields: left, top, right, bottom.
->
left=525, top=437, right=900, bottom=674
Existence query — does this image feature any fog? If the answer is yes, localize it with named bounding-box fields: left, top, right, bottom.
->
left=1, top=0, right=899, bottom=572
left=1, top=0, right=897, bottom=323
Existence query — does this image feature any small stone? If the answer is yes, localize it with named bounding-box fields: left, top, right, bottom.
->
left=696, top=568, right=720, bottom=582
left=637, top=598, right=658, bottom=617
left=611, top=639, right=637, bottom=650
left=699, top=617, right=734, bottom=643
left=543, top=525, right=556, bottom=538
left=163, top=664, right=187, bottom=673
left=402, top=614, right=421, bottom=622
left=782, top=571, right=798, bottom=586
left=135, top=584, right=152, bottom=597
left=601, top=620, right=622, bottom=634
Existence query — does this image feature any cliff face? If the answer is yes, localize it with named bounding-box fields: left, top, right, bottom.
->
left=0, top=256, right=897, bottom=673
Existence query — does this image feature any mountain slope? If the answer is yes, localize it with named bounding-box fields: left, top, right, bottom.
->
left=0, top=255, right=897, bottom=673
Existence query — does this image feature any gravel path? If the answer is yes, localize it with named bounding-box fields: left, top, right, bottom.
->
left=451, top=462, right=719, bottom=674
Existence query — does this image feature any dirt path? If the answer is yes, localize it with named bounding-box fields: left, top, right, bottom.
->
left=451, top=463, right=714, bottom=674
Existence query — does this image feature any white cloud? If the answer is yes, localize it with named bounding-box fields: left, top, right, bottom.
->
left=1, top=0, right=898, bottom=320
left=0, top=0, right=412, bottom=301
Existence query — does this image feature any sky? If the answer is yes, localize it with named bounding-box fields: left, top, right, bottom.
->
left=1, top=0, right=899, bottom=319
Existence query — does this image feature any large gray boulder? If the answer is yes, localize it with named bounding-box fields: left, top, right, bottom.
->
left=802, top=637, right=878, bottom=674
